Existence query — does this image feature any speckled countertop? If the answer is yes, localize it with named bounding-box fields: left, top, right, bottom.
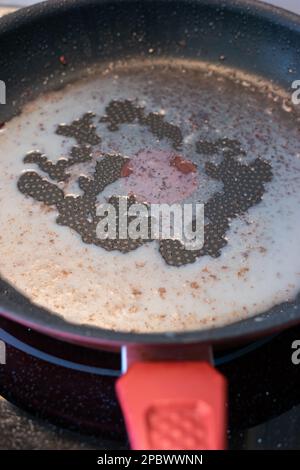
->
left=0, top=396, right=121, bottom=450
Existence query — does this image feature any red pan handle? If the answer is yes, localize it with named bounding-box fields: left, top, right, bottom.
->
left=116, top=361, right=227, bottom=450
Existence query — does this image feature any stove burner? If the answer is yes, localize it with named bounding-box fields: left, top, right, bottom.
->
left=1, top=316, right=300, bottom=449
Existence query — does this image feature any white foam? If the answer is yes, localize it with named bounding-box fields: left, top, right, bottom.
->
left=1, top=61, right=300, bottom=333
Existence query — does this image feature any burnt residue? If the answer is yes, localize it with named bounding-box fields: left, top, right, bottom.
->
left=100, top=100, right=183, bottom=149
left=56, top=112, right=101, bottom=146
left=17, top=105, right=273, bottom=266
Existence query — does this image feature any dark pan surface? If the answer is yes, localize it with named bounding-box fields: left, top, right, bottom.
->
left=1, top=0, right=300, bottom=345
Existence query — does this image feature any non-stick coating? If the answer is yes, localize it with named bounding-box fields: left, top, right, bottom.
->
left=1, top=0, right=300, bottom=346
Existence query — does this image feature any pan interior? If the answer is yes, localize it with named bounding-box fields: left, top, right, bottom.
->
left=0, top=58, right=300, bottom=334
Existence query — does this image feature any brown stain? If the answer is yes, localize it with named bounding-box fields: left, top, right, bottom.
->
left=129, top=305, right=139, bottom=314
left=237, top=267, right=250, bottom=278
left=190, top=282, right=200, bottom=289
left=132, top=287, right=142, bottom=297
left=40, top=205, right=56, bottom=214
left=158, top=287, right=167, bottom=299
left=61, top=269, right=71, bottom=277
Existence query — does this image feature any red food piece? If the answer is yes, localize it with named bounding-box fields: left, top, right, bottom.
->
left=123, top=150, right=198, bottom=204
left=121, top=160, right=133, bottom=177
left=0, top=122, right=5, bottom=129
left=170, top=155, right=197, bottom=174
left=59, top=55, right=67, bottom=65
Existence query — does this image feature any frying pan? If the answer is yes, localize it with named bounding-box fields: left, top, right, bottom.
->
left=1, top=0, right=300, bottom=450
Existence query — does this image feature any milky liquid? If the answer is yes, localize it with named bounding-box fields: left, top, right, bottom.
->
left=1, top=60, right=300, bottom=333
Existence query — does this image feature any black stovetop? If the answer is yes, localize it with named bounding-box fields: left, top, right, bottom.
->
left=1, top=315, right=300, bottom=450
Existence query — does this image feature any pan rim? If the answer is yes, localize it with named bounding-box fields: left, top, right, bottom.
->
left=1, top=294, right=300, bottom=346
left=1, top=0, right=300, bottom=33
left=1, top=0, right=300, bottom=346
